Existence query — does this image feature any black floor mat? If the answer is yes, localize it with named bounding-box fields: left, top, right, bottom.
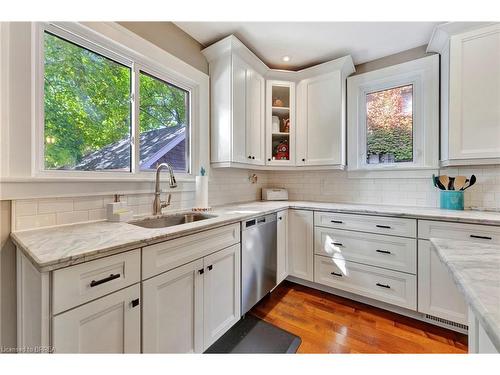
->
left=205, top=315, right=301, bottom=354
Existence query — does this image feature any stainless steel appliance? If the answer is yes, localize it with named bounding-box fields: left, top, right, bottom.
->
left=241, top=213, right=277, bottom=315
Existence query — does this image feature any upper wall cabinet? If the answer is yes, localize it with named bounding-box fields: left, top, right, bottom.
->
left=428, top=22, right=500, bottom=166
left=203, top=37, right=266, bottom=168
left=203, top=35, right=355, bottom=170
left=295, top=60, right=354, bottom=168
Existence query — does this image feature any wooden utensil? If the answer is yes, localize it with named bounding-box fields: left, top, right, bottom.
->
left=453, top=176, right=468, bottom=191
left=438, top=175, right=450, bottom=191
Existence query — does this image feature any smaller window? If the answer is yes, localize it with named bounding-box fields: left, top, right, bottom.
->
left=139, top=71, right=190, bottom=173
left=365, top=84, right=413, bottom=165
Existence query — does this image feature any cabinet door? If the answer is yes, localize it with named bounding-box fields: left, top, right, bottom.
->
left=52, top=284, right=140, bottom=353
left=448, top=24, right=500, bottom=161
left=142, top=259, right=204, bottom=353
left=246, top=68, right=265, bottom=165
left=277, top=209, right=289, bottom=284
left=296, top=71, right=344, bottom=166
left=232, top=55, right=249, bottom=164
left=417, top=240, right=467, bottom=325
left=203, top=244, right=241, bottom=349
left=288, top=209, right=314, bottom=281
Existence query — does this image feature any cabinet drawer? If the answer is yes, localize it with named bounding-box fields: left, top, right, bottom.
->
left=314, top=227, right=416, bottom=274
left=52, top=249, right=141, bottom=315
left=314, top=255, right=417, bottom=310
left=418, top=220, right=500, bottom=243
left=142, top=223, right=240, bottom=279
left=314, top=211, right=416, bottom=238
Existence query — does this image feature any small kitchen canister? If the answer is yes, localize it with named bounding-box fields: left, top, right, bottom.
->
left=194, top=167, right=209, bottom=210
left=440, top=190, right=464, bottom=210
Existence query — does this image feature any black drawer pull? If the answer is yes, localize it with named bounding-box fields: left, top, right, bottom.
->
left=376, top=283, right=391, bottom=289
left=131, top=298, right=140, bottom=308
left=331, top=220, right=344, bottom=224
left=470, top=234, right=492, bottom=240
left=376, top=225, right=391, bottom=229
left=376, top=249, right=392, bottom=254
left=331, top=242, right=344, bottom=247
left=90, top=273, right=120, bottom=288
left=330, top=271, right=343, bottom=277
left=198, top=268, right=204, bottom=275
left=208, top=265, right=213, bottom=271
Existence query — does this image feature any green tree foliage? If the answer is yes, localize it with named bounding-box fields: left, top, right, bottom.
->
left=44, top=32, right=188, bottom=170
left=366, top=85, right=413, bottom=163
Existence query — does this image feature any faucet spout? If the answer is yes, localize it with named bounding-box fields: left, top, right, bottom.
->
left=153, top=163, right=177, bottom=215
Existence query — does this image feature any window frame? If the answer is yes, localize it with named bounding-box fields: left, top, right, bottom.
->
left=347, top=55, right=439, bottom=176
left=33, top=22, right=197, bottom=180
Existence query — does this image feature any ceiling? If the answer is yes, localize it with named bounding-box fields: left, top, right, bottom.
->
left=175, top=22, right=442, bottom=70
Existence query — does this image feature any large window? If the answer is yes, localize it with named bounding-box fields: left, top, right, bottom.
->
left=44, top=32, right=132, bottom=171
left=347, top=55, right=439, bottom=173
left=42, top=27, right=191, bottom=174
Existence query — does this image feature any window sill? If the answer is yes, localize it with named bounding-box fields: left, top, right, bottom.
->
left=347, top=167, right=439, bottom=179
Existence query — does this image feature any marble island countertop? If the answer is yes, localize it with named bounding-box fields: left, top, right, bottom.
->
left=11, top=200, right=500, bottom=272
left=430, top=238, right=500, bottom=351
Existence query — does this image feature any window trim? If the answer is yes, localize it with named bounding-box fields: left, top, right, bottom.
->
left=347, top=55, right=439, bottom=175
left=32, top=22, right=198, bottom=181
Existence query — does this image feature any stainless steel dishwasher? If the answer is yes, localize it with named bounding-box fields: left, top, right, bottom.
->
left=241, top=213, right=277, bottom=315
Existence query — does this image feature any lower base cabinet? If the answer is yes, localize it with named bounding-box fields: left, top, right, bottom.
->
left=417, top=240, right=467, bottom=325
left=142, top=259, right=204, bottom=353
left=288, top=209, right=314, bottom=281
left=142, top=244, right=241, bottom=353
left=52, top=284, right=141, bottom=354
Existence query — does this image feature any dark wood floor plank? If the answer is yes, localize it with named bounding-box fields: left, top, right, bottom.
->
left=249, top=281, right=468, bottom=354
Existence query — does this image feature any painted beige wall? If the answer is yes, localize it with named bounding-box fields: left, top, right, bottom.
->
left=0, top=200, right=16, bottom=348
left=354, top=45, right=431, bottom=74
left=118, top=22, right=208, bottom=74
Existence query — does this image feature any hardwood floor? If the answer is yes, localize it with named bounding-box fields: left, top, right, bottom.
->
left=249, top=281, right=468, bottom=354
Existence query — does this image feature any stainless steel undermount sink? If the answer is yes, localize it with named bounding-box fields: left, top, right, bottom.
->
left=130, top=212, right=217, bottom=229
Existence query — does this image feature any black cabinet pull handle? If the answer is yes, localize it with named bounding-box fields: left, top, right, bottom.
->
left=279, top=216, right=282, bottom=220
left=376, top=225, right=391, bottom=229
left=252, top=156, right=255, bottom=159
left=470, top=234, right=492, bottom=240
left=268, top=158, right=271, bottom=162
left=376, top=249, right=392, bottom=254
left=376, top=283, right=391, bottom=289
left=331, top=242, right=344, bottom=247
left=198, top=268, right=204, bottom=275
left=131, top=298, right=140, bottom=308
left=248, top=155, right=252, bottom=159
left=90, top=273, right=120, bottom=288
left=302, top=158, right=305, bottom=162
left=331, top=220, right=343, bottom=224
left=330, top=271, right=342, bottom=277
left=208, top=265, right=213, bottom=271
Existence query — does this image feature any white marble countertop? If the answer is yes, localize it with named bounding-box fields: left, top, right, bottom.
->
left=11, top=200, right=500, bottom=272
left=430, top=238, right=500, bottom=351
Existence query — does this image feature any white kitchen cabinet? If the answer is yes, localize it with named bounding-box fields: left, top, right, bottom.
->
left=296, top=71, right=344, bottom=167
left=276, top=209, right=289, bottom=284
left=428, top=23, right=500, bottom=166
left=417, top=240, right=468, bottom=325
left=202, top=36, right=267, bottom=168
left=204, top=34, right=354, bottom=170
left=288, top=209, right=314, bottom=281
left=266, top=81, right=296, bottom=166
left=142, top=259, right=204, bottom=353
left=52, top=284, right=141, bottom=353
left=468, top=307, right=499, bottom=353
left=203, top=244, right=241, bottom=349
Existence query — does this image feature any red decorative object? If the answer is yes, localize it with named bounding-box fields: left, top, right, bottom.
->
left=275, top=140, right=289, bottom=160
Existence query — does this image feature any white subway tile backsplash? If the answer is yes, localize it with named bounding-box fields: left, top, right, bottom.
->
left=73, top=197, right=104, bottom=210
left=15, top=200, right=38, bottom=216
left=56, top=210, right=89, bottom=225
left=16, top=214, right=56, bottom=231
left=38, top=198, right=74, bottom=214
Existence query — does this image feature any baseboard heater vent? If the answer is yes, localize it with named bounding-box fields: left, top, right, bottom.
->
left=425, top=314, right=468, bottom=331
